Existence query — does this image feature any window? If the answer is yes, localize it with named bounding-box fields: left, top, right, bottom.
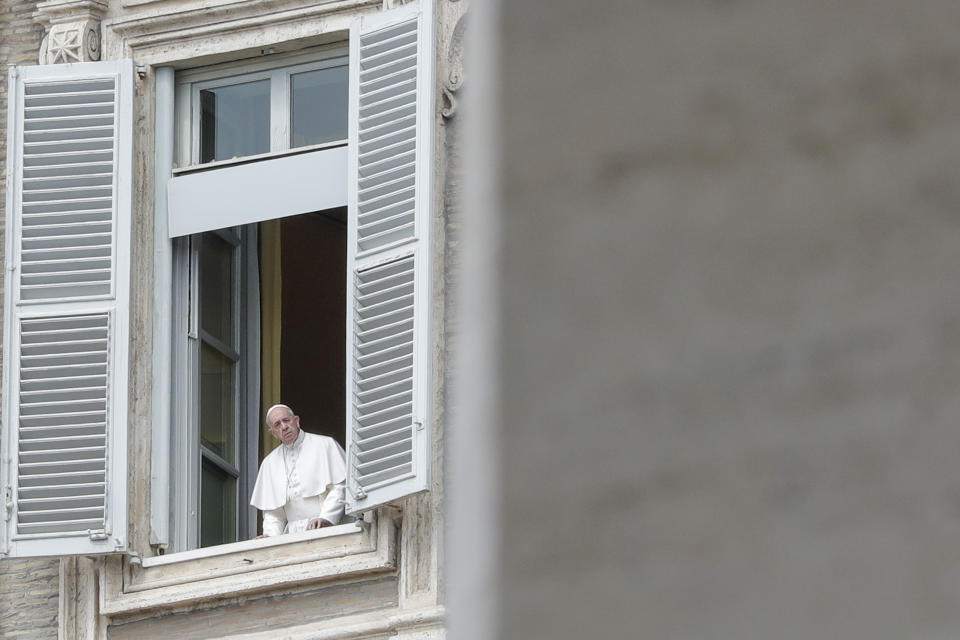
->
left=1, top=2, right=434, bottom=559
left=171, top=50, right=351, bottom=549
left=181, top=54, right=349, bottom=166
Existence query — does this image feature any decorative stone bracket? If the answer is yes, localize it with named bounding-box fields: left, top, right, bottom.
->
left=440, top=0, right=466, bottom=119
left=35, top=0, right=108, bottom=64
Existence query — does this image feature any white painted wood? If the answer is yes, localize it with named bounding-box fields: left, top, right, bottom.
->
left=169, top=235, right=194, bottom=553
left=1, top=67, right=18, bottom=559
left=346, top=1, right=434, bottom=515
left=1, top=60, right=133, bottom=557
left=166, top=146, right=347, bottom=237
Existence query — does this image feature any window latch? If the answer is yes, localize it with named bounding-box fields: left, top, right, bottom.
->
left=2, top=487, right=11, bottom=522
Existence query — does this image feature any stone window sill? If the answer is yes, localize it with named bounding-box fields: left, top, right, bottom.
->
left=101, top=512, right=397, bottom=615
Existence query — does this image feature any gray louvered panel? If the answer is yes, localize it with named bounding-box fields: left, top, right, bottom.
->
left=351, top=255, right=416, bottom=490
left=18, top=78, right=116, bottom=302
left=356, top=18, right=420, bottom=254
left=16, top=314, right=109, bottom=536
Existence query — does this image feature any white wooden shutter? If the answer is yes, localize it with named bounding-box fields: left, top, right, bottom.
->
left=1, top=60, right=132, bottom=557
left=346, top=2, right=434, bottom=514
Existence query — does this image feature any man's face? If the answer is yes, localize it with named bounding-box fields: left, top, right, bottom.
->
left=268, top=407, right=301, bottom=445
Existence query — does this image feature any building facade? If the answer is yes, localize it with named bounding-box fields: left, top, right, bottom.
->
left=0, top=0, right=463, bottom=637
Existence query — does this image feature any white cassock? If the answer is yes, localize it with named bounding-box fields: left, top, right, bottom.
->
left=250, top=430, right=347, bottom=536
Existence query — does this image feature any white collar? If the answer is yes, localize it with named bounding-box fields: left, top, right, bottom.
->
left=282, top=429, right=306, bottom=451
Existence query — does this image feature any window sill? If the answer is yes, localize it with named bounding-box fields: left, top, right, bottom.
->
left=140, top=521, right=361, bottom=568
left=101, top=511, right=397, bottom=616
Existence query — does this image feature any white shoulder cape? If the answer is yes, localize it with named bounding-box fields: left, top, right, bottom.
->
left=250, top=432, right=347, bottom=511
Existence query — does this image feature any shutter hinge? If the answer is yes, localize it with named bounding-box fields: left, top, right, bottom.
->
left=2, top=487, right=12, bottom=522
left=415, top=420, right=424, bottom=431
left=352, top=486, right=367, bottom=501
left=88, top=529, right=109, bottom=541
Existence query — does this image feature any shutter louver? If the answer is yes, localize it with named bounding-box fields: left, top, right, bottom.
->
left=352, top=255, right=416, bottom=489
left=2, top=61, right=132, bottom=557
left=346, top=3, right=434, bottom=514
left=356, top=19, right=419, bottom=254
left=20, top=78, right=116, bottom=301
left=17, top=314, right=108, bottom=536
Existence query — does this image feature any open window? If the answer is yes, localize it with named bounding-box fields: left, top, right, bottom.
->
left=167, top=49, right=352, bottom=550
left=170, top=211, right=348, bottom=549
left=1, top=1, right=435, bottom=559
left=164, top=3, right=435, bottom=552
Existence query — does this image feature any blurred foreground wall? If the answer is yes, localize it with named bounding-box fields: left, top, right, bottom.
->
left=492, top=1, right=960, bottom=638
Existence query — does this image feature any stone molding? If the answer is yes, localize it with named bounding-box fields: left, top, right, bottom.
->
left=59, top=512, right=401, bottom=638
left=102, top=0, right=381, bottom=64
left=209, top=605, right=445, bottom=640
left=100, top=512, right=397, bottom=616
left=35, top=0, right=107, bottom=64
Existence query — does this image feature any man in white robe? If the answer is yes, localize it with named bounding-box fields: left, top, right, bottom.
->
left=250, top=404, right=347, bottom=536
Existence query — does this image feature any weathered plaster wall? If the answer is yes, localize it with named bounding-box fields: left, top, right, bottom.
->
left=497, top=1, right=960, bottom=639
left=0, top=2, right=61, bottom=639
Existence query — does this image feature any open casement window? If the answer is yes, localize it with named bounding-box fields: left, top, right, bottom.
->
left=166, top=51, right=351, bottom=551
left=1, top=60, right=133, bottom=557
left=346, top=3, right=435, bottom=514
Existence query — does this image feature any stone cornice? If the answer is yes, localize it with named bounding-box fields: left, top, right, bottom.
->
left=34, top=0, right=108, bottom=27
left=102, top=0, right=380, bottom=63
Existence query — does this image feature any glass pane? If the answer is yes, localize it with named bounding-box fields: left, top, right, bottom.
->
left=200, top=79, right=270, bottom=163
left=200, top=232, right=234, bottom=345
left=200, top=458, right=237, bottom=547
left=200, top=342, right=235, bottom=463
left=291, top=66, right=348, bottom=148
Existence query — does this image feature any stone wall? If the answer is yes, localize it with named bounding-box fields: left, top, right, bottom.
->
left=494, top=1, right=960, bottom=639
left=107, top=576, right=399, bottom=639
left=0, top=2, right=61, bottom=639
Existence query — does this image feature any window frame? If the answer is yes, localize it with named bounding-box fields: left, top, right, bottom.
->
left=167, top=49, right=351, bottom=553
left=149, top=0, right=435, bottom=561
left=176, top=50, right=349, bottom=169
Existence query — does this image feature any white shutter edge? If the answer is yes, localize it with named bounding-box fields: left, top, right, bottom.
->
left=0, top=60, right=134, bottom=557
left=345, top=0, right=437, bottom=515
left=1, top=66, right=21, bottom=557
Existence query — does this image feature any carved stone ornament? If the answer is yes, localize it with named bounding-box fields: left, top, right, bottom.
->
left=34, top=0, right=107, bottom=64
left=440, top=0, right=467, bottom=119
left=383, top=0, right=415, bottom=9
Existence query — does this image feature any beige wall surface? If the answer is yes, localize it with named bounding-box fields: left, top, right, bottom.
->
left=0, top=2, right=60, bottom=638
left=495, top=1, right=960, bottom=638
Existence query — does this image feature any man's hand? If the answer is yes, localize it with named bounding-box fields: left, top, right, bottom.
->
left=307, top=518, right=333, bottom=530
